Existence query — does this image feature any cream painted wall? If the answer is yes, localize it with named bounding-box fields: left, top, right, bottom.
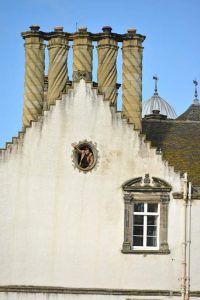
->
left=0, top=80, right=192, bottom=293
left=189, top=201, right=200, bottom=290
left=0, top=294, right=185, bottom=300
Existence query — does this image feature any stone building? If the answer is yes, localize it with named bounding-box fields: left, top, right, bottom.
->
left=0, top=25, right=200, bottom=300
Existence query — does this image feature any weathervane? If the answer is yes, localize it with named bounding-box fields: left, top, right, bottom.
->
left=153, top=75, right=158, bottom=94
left=193, top=79, right=199, bottom=105
left=193, top=79, right=198, bottom=99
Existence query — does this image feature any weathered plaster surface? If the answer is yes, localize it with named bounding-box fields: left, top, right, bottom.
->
left=0, top=294, right=185, bottom=300
left=0, top=80, right=186, bottom=292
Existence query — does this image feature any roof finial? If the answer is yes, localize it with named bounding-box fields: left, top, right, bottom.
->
left=193, top=79, right=199, bottom=105
left=153, top=75, right=158, bottom=95
left=193, top=79, right=198, bottom=98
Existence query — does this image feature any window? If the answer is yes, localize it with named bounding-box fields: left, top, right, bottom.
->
left=133, top=202, right=160, bottom=250
left=72, top=140, right=98, bottom=172
left=122, top=174, right=171, bottom=254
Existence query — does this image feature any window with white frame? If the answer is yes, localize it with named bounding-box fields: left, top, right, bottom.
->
left=133, top=202, right=160, bottom=249
left=122, top=174, right=171, bottom=254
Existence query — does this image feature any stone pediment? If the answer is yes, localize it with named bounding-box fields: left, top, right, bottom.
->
left=122, top=174, right=172, bottom=192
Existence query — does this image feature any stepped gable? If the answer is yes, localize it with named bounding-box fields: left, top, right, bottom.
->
left=142, top=119, right=200, bottom=187
left=0, top=80, right=156, bottom=156
left=0, top=25, right=184, bottom=187
left=0, top=79, right=179, bottom=189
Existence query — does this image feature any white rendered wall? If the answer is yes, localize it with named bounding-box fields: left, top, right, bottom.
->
left=190, top=201, right=200, bottom=290
left=0, top=294, right=186, bottom=300
left=0, top=80, right=191, bottom=293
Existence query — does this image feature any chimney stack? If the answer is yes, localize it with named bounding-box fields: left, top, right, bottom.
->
left=122, top=29, right=145, bottom=130
left=73, top=27, right=93, bottom=81
left=21, top=26, right=145, bottom=130
left=21, top=25, right=45, bottom=128
left=47, top=26, right=69, bottom=105
left=97, top=26, right=118, bottom=105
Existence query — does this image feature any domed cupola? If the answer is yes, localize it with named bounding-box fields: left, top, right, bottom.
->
left=177, top=80, right=200, bottom=121
left=142, top=76, right=177, bottom=119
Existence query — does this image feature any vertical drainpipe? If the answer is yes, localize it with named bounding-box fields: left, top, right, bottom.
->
left=122, top=29, right=145, bottom=130
left=97, top=26, right=118, bottom=106
left=72, top=27, right=93, bottom=82
left=47, top=26, right=69, bottom=106
left=182, top=173, right=188, bottom=300
left=186, top=182, right=192, bottom=300
left=21, top=25, right=45, bottom=129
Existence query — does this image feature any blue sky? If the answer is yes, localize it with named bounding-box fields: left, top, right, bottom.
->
left=0, top=0, right=200, bottom=147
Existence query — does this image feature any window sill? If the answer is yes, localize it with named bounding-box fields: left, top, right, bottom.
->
left=121, top=249, right=170, bottom=255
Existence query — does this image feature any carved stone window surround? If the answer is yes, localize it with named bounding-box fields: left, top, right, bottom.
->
left=122, top=174, right=171, bottom=255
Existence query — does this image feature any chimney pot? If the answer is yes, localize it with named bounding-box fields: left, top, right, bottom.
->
left=78, top=27, right=87, bottom=32
left=54, top=26, right=63, bottom=32
left=29, top=25, right=40, bottom=32
left=102, top=26, right=112, bottom=33
left=127, top=28, right=136, bottom=34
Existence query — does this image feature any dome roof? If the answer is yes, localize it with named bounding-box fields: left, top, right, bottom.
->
left=142, top=93, right=177, bottom=119
left=142, top=76, right=177, bottom=119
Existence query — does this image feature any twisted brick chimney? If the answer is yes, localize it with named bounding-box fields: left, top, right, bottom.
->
left=21, top=25, right=145, bottom=130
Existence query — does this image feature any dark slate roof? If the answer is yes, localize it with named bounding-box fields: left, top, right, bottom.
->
left=142, top=119, right=200, bottom=187
left=177, top=102, right=200, bottom=121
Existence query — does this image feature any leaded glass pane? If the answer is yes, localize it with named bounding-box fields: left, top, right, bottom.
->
left=147, top=203, right=158, bottom=212
left=147, top=225, right=157, bottom=236
left=134, top=215, right=144, bottom=225
left=134, top=203, right=144, bottom=212
left=147, top=236, right=157, bottom=247
left=133, top=225, right=143, bottom=235
left=147, top=215, right=157, bottom=225
left=134, top=236, right=143, bottom=246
